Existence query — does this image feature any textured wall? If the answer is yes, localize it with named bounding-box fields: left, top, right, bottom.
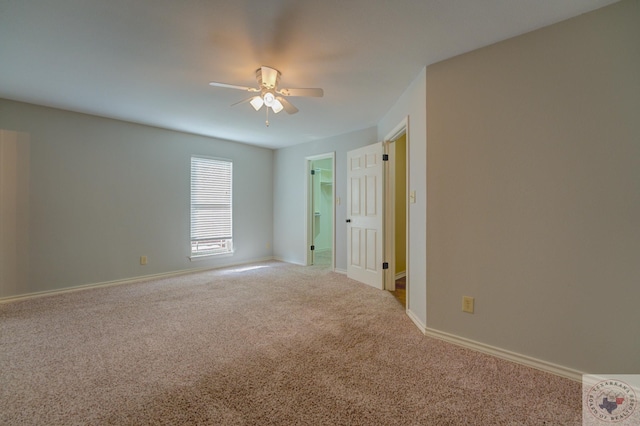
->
left=0, top=99, right=274, bottom=297
left=426, top=0, right=640, bottom=373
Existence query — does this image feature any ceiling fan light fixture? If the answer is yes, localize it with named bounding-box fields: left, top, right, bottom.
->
left=250, top=96, right=264, bottom=111
left=272, top=99, right=284, bottom=114
left=263, top=92, right=276, bottom=108
left=209, top=65, right=323, bottom=120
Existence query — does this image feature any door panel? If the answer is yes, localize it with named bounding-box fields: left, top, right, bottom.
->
left=351, top=177, right=361, bottom=215
left=350, top=228, right=361, bottom=266
left=366, top=229, right=377, bottom=271
left=347, top=142, right=384, bottom=289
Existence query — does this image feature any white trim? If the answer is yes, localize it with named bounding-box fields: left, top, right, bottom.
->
left=384, top=118, right=410, bottom=313
left=0, top=257, right=275, bottom=304
left=188, top=251, right=235, bottom=261
left=305, top=159, right=313, bottom=266
left=395, top=271, right=406, bottom=280
left=423, top=327, right=583, bottom=382
left=334, top=268, right=347, bottom=275
left=385, top=117, right=409, bottom=143
left=406, top=309, right=427, bottom=333
left=384, top=140, right=396, bottom=291
left=305, top=152, right=336, bottom=270
left=273, top=256, right=306, bottom=266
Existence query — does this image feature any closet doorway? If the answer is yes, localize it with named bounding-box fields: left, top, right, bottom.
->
left=306, top=153, right=335, bottom=268
left=384, top=122, right=409, bottom=310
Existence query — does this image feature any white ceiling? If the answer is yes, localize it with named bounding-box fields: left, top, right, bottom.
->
left=0, top=0, right=618, bottom=149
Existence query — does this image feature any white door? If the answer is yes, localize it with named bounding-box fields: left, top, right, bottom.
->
left=346, top=142, right=384, bottom=289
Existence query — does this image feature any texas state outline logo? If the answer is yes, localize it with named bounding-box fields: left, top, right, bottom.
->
left=584, top=376, right=638, bottom=424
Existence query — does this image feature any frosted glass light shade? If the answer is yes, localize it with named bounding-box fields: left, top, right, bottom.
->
left=250, top=96, right=264, bottom=111
left=272, top=99, right=284, bottom=114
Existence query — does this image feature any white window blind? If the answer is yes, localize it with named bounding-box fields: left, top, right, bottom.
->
left=190, top=156, right=233, bottom=257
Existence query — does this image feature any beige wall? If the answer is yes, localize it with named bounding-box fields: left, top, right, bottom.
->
left=0, top=99, right=274, bottom=298
left=0, top=131, right=30, bottom=298
left=426, top=0, right=640, bottom=373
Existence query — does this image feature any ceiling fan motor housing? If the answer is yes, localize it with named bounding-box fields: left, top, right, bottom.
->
left=256, top=66, right=281, bottom=90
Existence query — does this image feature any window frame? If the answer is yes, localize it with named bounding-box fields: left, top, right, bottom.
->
left=189, top=155, right=233, bottom=259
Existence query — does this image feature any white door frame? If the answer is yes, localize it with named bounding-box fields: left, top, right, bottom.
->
left=384, top=118, right=409, bottom=306
left=305, top=152, right=335, bottom=269
left=384, top=141, right=396, bottom=291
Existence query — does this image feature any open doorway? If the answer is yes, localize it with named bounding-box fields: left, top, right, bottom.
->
left=384, top=122, right=409, bottom=309
left=344, top=122, right=409, bottom=306
left=306, top=153, right=335, bottom=268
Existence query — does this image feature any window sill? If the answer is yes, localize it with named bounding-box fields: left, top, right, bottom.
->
left=188, top=251, right=234, bottom=262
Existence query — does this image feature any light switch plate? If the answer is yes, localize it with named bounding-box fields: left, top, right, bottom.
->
left=462, top=296, right=474, bottom=313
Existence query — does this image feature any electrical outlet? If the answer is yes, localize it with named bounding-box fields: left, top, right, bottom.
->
left=462, top=296, right=474, bottom=313
left=140, top=256, right=147, bottom=265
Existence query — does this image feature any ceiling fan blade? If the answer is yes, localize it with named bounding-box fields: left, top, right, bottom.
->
left=209, top=81, right=259, bottom=92
left=261, top=66, right=279, bottom=89
left=277, top=87, right=324, bottom=97
left=277, top=97, right=299, bottom=114
left=230, top=96, right=256, bottom=107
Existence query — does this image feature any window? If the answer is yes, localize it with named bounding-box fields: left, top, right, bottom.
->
left=190, top=156, right=233, bottom=258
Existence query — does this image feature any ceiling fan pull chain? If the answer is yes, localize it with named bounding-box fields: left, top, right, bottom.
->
left=265, top=106, right=270, bottom=127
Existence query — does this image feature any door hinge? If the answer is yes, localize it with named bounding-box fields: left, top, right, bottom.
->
left=310, top=169, right=316, bottom=175
left=382, top=262, right=389, bottom=270
left=383, top=154, right=389, bottom=161
left=310, top=245, right=315, bottom=251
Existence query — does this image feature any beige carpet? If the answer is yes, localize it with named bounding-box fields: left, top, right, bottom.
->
left=0, top=261, right=581, bottom=425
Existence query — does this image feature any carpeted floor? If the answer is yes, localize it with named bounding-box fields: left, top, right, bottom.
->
left=0, top=261, right=581, bottom=425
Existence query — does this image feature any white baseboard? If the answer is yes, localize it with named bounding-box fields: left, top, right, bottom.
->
left=423, top=327, right=583, bottom=382
left=0, top=256, right=276, bottom=304
left=272, top=256, right=306, bottom=266
left=406, top=309, right=427, bottom=333
left=334, top=268, right=347, bottom=275
left=395, top=271, right=406, bottom=280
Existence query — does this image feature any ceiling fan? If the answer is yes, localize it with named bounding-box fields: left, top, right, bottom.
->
left=209, top=66, right=324, bottom=126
